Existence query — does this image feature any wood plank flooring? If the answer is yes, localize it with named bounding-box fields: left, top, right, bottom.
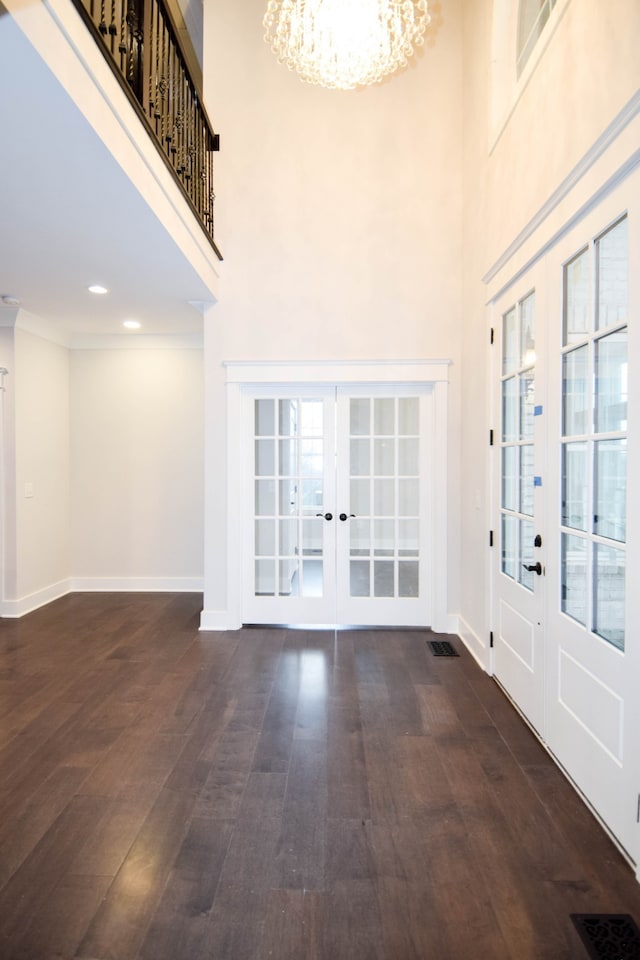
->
left=1, top=592, right=639, bottom=959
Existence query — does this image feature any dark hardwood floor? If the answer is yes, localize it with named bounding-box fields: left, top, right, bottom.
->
left=1, top=593, right=639, bottom=959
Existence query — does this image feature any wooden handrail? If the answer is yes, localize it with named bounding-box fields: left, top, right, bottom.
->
left=72, top=0, right=222, bottom=259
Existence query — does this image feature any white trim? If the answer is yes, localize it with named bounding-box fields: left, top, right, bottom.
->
left=457, top=614, right=491, bottom=672
left=484, top=92, right=640, bottom=298
left=200, top=608, right=243, bottom=631
left=217, top=359, right=453, bottom=631
left=0, top=579, right=71, bottom=618
left=0, top=577, right=204, bottom=618
left=69, top=333, right=204, bottom=350
left=224, top=359, right=451, bottom=385
left=71, top=577, right=204, bottom=592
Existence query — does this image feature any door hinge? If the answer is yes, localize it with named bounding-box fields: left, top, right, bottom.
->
left=489, top=530, right=494, bottom=547
left=490, top=630, right=494, bottom=648
left=637, top=794, right=640, bottom=823
left=489, top=429, right=494, bottom=446
left=490, top=327, right=494, bottom=345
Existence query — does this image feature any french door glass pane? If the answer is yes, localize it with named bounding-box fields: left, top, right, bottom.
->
left=348, top=395, right=420, bottom=602
left=350, top=560, right=369, bottom=597
left=374, top=561, right=395, bottom=597
left=562, top=346, right=589, bottom=436
left=594, top=439, right=627, bottom=542
left=351, top=479, right=370, bottom=515
left=255, top=399, right=274, bottom=436
left=595, top=329, right=628, bottom=432
left=564, top=248, right=590, bottom=344
left=374, top=439, right=395, bottom=475
left=255, top=519, right=276, bottom=556
left=561, top=533, right=587, bottom=625
left=350, top=398, right=370, bottom=435
left=374, top=399, right=395, bottom=435
left=398, top=438, right=419, bottom=475
left=256, top=559, right=276, bottom=596
left=561, top=442, right=588, bottom=530
left=254, top=397, right=326, bottom=599
left=399, top=519, right=419, bottom=555
left=597, top=217, right=628, bottom=329
left=399, top=562, right=419, bottom=598
left=593, top=544, right=625, bottom=650
left=398, top=398, right=419, bottom=434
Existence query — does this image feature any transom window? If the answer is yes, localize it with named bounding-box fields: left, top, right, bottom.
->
left=517, top=0, right=558, bottom=76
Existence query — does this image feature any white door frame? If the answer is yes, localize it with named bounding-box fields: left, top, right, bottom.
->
left=222, top=360, right=452, bottom=632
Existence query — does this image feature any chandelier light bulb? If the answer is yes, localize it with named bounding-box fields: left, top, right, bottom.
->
left=263, top=0, right=430, bottom=91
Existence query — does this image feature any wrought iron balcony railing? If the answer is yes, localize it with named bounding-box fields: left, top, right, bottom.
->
left=72, top=0, right=222, bottom=259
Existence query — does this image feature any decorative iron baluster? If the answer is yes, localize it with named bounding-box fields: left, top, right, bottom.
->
left=71, top=0, right=221, bottom=253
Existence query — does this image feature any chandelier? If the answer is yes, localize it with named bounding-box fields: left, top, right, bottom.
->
left=263, top=0, right=431, bottom=91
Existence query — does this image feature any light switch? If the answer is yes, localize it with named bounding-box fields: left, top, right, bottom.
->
left=24, top=482, right=34, bottom=498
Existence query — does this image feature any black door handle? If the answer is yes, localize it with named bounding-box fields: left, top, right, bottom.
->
left=523, top=562, right=542, bottom=575
left=339, top=513, right=356, bottom=521
left=316, top=512, right=333, bottom=521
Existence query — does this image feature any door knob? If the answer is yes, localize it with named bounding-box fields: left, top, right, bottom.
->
left=339, top=513, right=356, bottom=522
left=523, top=562, right=542, bottom=576
left=316, top=512, right=333, bottom=521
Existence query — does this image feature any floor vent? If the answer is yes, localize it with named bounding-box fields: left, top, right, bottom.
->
left=571, top=914, right=640, bottom=959
left=427, top=640, right=459, bottom=658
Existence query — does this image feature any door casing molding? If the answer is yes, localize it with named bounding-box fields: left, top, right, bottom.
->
left=200, top=359, right=454, bottom=632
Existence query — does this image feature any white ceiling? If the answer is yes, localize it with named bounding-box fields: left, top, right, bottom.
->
left=0, top=7, right=219, bottom=343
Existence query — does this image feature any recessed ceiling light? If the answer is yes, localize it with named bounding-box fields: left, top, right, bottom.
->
left=123, top=320, right=141, bottom=330
left=88, top=284, right=108, bottom=295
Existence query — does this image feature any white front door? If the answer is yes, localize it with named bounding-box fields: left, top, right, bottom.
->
left=242, top=384, right=433, bottom=627
left=492, top=195, right=640, bottom=867
left=493, top=285, right=546, bottom=735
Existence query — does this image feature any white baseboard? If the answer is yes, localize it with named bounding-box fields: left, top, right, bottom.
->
left=0, top=577, right=204, bottom=619
left=70, top=577, right=204, bottom=592
left=199, top=609, right=243, bottom=631
left=0, top=579, right=71, bottom=618
left=457, top=614, right=492, bottom=672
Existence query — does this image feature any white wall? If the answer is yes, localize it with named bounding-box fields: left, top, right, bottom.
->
left=70, top=347, right=204, bottom=588
left=0, top=323, right=72, bottom=614
left=202, top=0, right=463, bottom=625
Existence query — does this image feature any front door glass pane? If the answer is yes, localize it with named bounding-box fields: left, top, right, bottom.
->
left=502, top=378, right=517, bottom=441
left=562, top=442, right=588, bottom=531
left=594, top=439, right=627, bottom=542
left=595, top=329, right=628, bottom=433
left=561, top=533, right=587, bottom=625
left=593, top=544, right=625, bottom=650
left=520, top=292, right=536, bottom=366
left=519, top=445, right=534, bottom=516
left=564, top=248, right=590, bottom=345
left=503, top=306, right=517, bottom=373
left=518, top=519, right=535, bottom=592
left=562, top=346, right=589, bottom=436
left=597, top=217, right=628, bottom=330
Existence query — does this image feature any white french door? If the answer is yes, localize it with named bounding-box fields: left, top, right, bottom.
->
left=242, top=384, right=432, bottom=627
left=492, top=189, right=640, bottom=867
